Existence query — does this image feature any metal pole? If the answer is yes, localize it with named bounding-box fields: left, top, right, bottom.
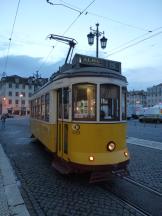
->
left=96, top=23, right=99, bottom=58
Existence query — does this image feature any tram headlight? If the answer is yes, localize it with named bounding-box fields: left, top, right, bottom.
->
left=107, top=141, right=116, bottom=152
left=124, top=151, right=128, bottom=157
left=89, top=156, right=94, bottom=161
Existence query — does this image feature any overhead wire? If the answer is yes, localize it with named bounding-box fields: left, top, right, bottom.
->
left=36, top=0, right=95, bottom=76
left=87, top=11, right=151, bottom=32
left=46, top=0, right=81, bottom=14
left=54, top=0, right=151, bottom=32
left=3, top=0, right=21, bottom=75
left=35, top=46, right=55, bottom=73
left=108, top=27, right=162, bottom=54
left=107, top=31, right=162, bottom=57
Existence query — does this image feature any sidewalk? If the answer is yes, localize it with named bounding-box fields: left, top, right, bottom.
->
left=0, top=144, right=30, bottom=216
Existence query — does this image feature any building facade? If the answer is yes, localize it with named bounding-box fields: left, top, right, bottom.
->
left=127, top=90, right=147, bottom=107
left=127, top=83, right=162, bottom=109
left=0, top=75, right=48, bottom=115
left=147, top=83, right=162, bottom=107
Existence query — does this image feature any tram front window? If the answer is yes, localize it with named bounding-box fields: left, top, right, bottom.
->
left=100, top=84, right=120, bottom=121
left=73, top=84, right=96, bottom=120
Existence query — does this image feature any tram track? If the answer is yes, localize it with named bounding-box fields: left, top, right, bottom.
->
left=101, top=175, right=162, bottom=216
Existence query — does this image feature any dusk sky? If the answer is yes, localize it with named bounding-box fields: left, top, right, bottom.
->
left=0, top=0, right=162, bottom=90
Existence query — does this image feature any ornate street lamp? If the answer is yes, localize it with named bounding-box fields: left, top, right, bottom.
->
left=87, top=23, right=107, bottom=58
left=100, top=36, right=107, bottom=49
left=87, top=32, right=95, bottom=45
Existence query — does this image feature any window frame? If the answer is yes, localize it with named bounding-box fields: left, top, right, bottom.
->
left=122, top=87, right=127, bottom=120
left=72, top=83, right=97, bottom=121
left=100, top=84, right=120, bottom=121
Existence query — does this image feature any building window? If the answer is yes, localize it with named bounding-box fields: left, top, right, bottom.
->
left=15, top=92, right=19, bottom=96
left=15, top=100, right=19, bottom=105
left=22, top=84, right=25, bottom=89
left=15, top=84, right=19, bottom=89
left=22, top=100, right=25, bottom=105
left=9, top=83, right=12, bottom=88
left=73, top=83, right=96, bottom=121
left=21, top=92, right=25, bottom=97
left=8, top=91, right=12, bottom=96
left=9, top=99, right=12, bottom=104
left=29, top=93, right=32, bottom=97
left=100, top=84, right=120, bottom=121
left=29, top=85, right=32, bottom=89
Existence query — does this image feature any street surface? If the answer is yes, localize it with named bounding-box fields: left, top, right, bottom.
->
left=0, top=117, right=162, bottom=216
left=127, top=119, right=162, bottom=142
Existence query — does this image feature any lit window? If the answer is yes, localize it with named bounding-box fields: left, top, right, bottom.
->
left=100, top=84, right=120, bottom=121
left=73, top=83, right=96, bottom=121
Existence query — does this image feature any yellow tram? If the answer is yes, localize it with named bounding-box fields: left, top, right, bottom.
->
left=30, top=54, right=130, bottom=175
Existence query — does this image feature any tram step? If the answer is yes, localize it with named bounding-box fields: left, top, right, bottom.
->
left=52, top=158, right=73, bottom=174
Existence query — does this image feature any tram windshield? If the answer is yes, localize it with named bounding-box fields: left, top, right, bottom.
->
left=100, top=84, right=120, bottom=121
left=73, top=84, right=96, bottom=120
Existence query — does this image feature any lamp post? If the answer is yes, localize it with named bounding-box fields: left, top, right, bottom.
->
left=2, top=97, right=6, bottom=114
left=87, top=23, right=107, bottom=58
left=19, top=94, right=23, bottom=116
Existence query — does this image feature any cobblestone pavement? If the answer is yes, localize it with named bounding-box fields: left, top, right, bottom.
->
left=0, top=174, right=10, bottom=216
left=127, top=144, right=162, bottom=193
left=0, top=118, right=161, bottom=215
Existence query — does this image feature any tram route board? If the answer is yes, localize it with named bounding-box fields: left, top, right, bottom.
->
left=72, top=54, right=121, bottom=73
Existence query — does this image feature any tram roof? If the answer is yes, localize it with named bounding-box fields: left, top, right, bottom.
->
left=50, top=54, right=125, bottom=80
left=33, top=54, right=127, bottom=94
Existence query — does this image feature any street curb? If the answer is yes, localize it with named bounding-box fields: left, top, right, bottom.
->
left=0, top=144, right=30, bottom=216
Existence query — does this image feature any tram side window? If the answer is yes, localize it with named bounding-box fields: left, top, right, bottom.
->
left=30, top=100, right=33, bottom=117
left=122, top=87, right=127, bottom=120
left=41, top=95, right=45, bottom=120
left=34, top=99, right=37, bottom=118
left=37, top=97, right=41, bottom=119
left=63, top=88, right=69, bottom=119
left=45, top=93, right=49, bottom=121
left=73, top=84, right=96, bottom=121
left=35, top=99, right=39, bottom=119
left=100, top=84, right=120, bottom=121
left=58, top=89, right=62, bottom=119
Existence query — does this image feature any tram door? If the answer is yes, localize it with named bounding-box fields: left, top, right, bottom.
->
left=57, top=88, right=69, bottom=160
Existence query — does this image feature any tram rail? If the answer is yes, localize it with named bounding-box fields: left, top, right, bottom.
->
left=101, top=174, right=162, bottom=216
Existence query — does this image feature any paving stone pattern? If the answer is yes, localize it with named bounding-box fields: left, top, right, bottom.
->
left=128, top=144, right=162, bottom=193
left=0, top=118, right=161, bottom=215
left=0, top=173, right=10, bottom=216
left=4, top=143, right=143, bottom=216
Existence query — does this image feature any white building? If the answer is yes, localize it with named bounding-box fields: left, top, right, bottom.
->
left=147, top=83, right=162, bottom=107
left=127, top=90, right=147, bottom=107
left=0, top=75, right=48, bottom=115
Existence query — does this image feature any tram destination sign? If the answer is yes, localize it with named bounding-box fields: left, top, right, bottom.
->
left=72, top=54, right=121, bottom=73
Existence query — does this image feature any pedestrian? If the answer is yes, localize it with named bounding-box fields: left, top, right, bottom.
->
left=1, top=114, right=6, bottom=129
